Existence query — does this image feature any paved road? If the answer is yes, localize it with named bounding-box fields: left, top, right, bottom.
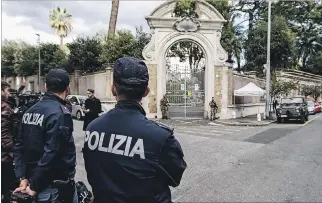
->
left=73, top=115, right=322, bottom=202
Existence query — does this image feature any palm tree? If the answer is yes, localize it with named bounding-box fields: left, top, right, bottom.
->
left=108, top=0, right=120, bottom=39
left=49, top=7, right=72, bottom=46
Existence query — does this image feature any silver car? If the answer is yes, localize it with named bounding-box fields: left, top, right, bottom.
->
left=66, top=95, right=87, bottom=120
left=307, top=101, right=316, bottom=115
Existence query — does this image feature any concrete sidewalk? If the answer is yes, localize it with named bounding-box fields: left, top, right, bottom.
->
left=213, top=114, right=276, bottom=126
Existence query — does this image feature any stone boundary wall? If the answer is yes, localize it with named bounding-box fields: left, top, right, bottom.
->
left=3, top=68, right=115, bottom=101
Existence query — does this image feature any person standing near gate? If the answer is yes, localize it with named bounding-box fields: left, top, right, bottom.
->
left=209, top=97, right=218, bottom=121
left=82, top=89, right=101, bottom=131
left=273, top=99, right=278, bottom=112
left=83, top=57, right=186, bottom=203
left=160, top=94, right=169, bottom=119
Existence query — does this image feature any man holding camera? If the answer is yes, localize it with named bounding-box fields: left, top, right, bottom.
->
left=13, top=69, right=77, bottom=203
left=1, top=81, right=17, bottom=203
left=83, top=57, right=187, bottom=203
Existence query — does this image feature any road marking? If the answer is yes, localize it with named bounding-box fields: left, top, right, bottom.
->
left=298, top=115, right=320, bottom=126
left=175, top=129, right=226, bottom=136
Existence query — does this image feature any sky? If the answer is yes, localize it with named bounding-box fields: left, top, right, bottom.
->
left=2, top=1, right=165, bottom=45
left=1, top=0, right=245, bottom=68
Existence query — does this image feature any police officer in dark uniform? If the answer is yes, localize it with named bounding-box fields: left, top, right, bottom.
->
left=83, top=57, right=187, bottom=203
left=13, top=68, right=78, bottom=203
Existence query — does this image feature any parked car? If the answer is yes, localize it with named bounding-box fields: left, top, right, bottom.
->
left=307, top=101, right=316, bottom=115
left=276, top=97, right=309, bottom=124
left=66, top=95, right=87, bottom=120
left=315, top=103, right=321, bottom=113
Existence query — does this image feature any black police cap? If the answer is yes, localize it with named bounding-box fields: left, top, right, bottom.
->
left=46, top=68, right=70, bottom=89
left=113, top=57, right=149, bottom=87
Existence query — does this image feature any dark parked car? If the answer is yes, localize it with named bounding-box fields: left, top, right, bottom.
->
left=276, top=97, right=309, bottom=124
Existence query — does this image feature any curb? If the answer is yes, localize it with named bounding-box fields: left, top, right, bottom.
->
left=213, top=120, right=276, bottom=127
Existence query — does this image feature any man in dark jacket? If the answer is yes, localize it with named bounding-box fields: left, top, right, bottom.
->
left=13, top=69, right=77, bottom=203
left=1, top=81, right=17, bottom=202
left=82, top=89, right=101, bottom=131
left=83, top=57, right=187, bottom=203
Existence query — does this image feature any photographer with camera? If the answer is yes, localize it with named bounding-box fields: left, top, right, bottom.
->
left=13, top=69, right=78, bottom=203
left=1, top=81, right=17, bottom=203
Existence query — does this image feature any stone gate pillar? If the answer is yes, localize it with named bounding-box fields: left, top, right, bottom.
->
left=143, top=61, right=158, bottom=118
left=214, top=63, right=233, bottom=119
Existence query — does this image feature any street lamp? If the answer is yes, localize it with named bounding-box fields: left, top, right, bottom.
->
left=265, top=0, right=272, bottom=119
left=36, top=34, right=41, bottom=92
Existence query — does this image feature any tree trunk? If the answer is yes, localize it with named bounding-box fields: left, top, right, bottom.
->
left=60, top=36, right=63, bottom=46
left=108, top=0, right=120, bottom=39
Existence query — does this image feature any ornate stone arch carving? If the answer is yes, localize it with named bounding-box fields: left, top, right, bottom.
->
left=142, top=0, right=229, bottom=119
left=143, top=0, right=228, bottom=64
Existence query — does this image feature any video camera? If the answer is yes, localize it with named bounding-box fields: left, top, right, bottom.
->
left=9, top=192, right=35, bottom=203
left=8, top=85, right=42, bottom=110
left=6, top=86, right=42, bottom=137
left=9, top=181, right=93, bottom=203
left=76, top=181, right=93, bottom=203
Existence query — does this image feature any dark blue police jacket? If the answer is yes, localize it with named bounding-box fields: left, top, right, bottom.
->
left=83, top=100, right=187, bottom=203
left=14, top=93, right=76, bottom=193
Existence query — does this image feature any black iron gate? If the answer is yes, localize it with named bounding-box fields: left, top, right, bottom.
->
left=166, top=63, right=205, bottom=118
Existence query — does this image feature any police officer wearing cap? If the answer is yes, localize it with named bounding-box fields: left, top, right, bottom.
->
left=13, top=68, right=78, bottom=203
left=83, top=57, right=187, bottom=203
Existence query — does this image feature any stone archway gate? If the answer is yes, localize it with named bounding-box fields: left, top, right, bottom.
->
left=141, top=0, right=232, bottom=119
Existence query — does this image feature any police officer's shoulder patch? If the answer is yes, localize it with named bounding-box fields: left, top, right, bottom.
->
left=60, top=104, right=71, bottom=114
left=151, top=120, right=174, bottom=134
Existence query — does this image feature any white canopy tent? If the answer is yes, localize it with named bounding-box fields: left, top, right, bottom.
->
left=234, top=82, right=265, bottom=97
left=233, top=82, right=265, bottom=120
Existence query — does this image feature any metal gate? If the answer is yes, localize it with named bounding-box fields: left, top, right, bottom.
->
left=166, top=63, right=205, bottom=118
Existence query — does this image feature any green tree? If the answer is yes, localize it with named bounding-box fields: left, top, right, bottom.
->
left=100, top=30, right=136, bottom=64
left=303, top=85, right=322, bottom=101
left=235, top=0, right=267, bottom=33
left=100, top=27, right=150, bottom=64
left=40, top=43, right=67, bottom=74
left=131, top=26, right=152, bottom=59
left=13, top=43, right=38, bottom=76
left=255, top=1, right=322, bottom=73
left=207, top=0, right=243, bottom=69
left=1, top=40, right=20, bottom=77
left=305, top=51, right=322, bottom=75
left=244, top=16, right=296, bottom=75
left=167, top=41, right=204, bottom=71
left=49, top=7, right=72, bottom=46
left=67, top=35, right=102, bottom=73
left=268, top=73, right=298, bottom=100
left=173, top=0, right=198, bottom=18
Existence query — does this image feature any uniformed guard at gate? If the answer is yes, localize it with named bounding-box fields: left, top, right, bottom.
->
left=83, top=57, right=187, bottom=203
left=13, top=68, right=78, bottom=203
left=160, top=94, right=169, bottom=119
left=209, top=97, right=218, bottom=121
